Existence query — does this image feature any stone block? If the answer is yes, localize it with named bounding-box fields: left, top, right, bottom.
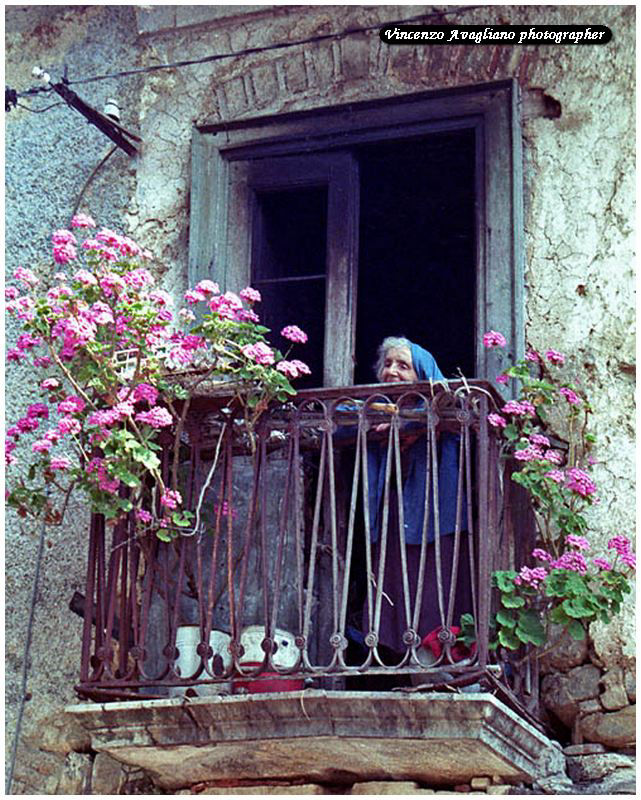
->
left=486, top=787, right=512, bottom=796
left=578, top=698, right=602, bottom=713
left=250, top=64, right=279, bottom=107
left=340, top=35, right=370, bottom=81
left=580, top=767, right=637, bottom=795
left=542, top=665, right=602, bottom=728
left=54, top=752, right=92, bottom=795
left=624, top=666, right=636, bottom=702
left=32, top=710, right=92, bottom=754
left=563, top=743, right=606, bottom=755
left=578, top=704, right=636, bottom=748
left=90, top=752, right=126, bottom=795
left=470, top=776, right=492, bottom=789
left=351, top=781, right=422, bottom=794
left=567, top=664, right=602, bottom=700
left=565, top=751, right=635, bottom=782
left=538, top=625, right=589, bottom=673
left=600, top=667, right=630, bottom=711
left=197, top=786, right=326, bottom=795
left=281, top=54, right=307, bottom=94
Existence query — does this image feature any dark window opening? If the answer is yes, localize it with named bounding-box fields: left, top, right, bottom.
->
left=354, top=129, right=477, bottom=384
left=252, top=187, right=328, bottom=389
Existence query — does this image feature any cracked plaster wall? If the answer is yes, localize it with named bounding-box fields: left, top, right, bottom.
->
left=5, top=4, right=635, bottom=793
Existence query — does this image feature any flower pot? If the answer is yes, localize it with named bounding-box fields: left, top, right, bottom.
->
left=232, top=625, right=303, bottom=694
left=169, top=625, right=232, bottom=696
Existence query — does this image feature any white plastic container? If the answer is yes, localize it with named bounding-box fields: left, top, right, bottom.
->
left=169, top=625, right=232, bottom=697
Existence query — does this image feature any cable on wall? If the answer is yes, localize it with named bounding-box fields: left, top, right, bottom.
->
left=13, top=6, right=485, bottom=94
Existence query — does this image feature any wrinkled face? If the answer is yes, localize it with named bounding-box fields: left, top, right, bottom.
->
left=380, top=347, right=418, bottom=383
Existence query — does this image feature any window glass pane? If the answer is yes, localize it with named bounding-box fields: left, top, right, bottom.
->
left=252, top=187, right=328, bottom=388
left=354, top=130, right=476, bottom=383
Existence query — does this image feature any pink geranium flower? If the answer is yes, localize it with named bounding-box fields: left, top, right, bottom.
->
left=160, top=488, right=182, bottom=510
left=546, top=349, right=565, bottom=366
left=50, top=457, right=72, bottom=471
left=482, top=330, right=506, bottom=348
left=13, top=267, right=39, bottom=288
left=242, top=342, right=275, bottom=365
left=135, top=407, right=173, bottom=428
left=560, top=387, right=581, bottom=405
left=281, top=325, right=308, bottom=344
left=565, top=467, right=596, bottom=497
left=71, top=213, right=96, bottom=228
left=239, top=287, right=261, bottom=304
left=53, top=242, right=77, bottom=265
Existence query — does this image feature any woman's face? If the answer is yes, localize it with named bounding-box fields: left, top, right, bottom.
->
left=380, top=347, right=418, bottom=383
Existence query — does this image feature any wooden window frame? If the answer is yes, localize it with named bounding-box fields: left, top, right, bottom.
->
left=189, top=79, right=524, bottom=386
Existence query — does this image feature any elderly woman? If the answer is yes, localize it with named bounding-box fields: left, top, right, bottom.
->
left=361, top=336, right=472, bottom=660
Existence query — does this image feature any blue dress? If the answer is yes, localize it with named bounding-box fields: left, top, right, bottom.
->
left=360, top=342, right=472, bottom=656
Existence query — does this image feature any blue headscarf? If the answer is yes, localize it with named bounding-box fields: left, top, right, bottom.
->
left=367, top=341, right=462, bottom=544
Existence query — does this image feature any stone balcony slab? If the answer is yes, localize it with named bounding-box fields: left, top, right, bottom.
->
left=66, top=690, right=566, bottom=791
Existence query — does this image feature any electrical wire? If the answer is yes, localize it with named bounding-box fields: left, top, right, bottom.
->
left=50, top=7, right=484, bottom=87
left=17, top=101, right=63, bottom=112
left=71, top=145, right=118, bottom=222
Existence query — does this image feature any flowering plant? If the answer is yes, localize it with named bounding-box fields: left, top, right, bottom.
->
left=482, top=332, right=635, bottom=651
left=5, top=216, right=310, bottom=539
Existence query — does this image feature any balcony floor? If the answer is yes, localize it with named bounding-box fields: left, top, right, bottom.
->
left=66, top=690, right=566, bottom=791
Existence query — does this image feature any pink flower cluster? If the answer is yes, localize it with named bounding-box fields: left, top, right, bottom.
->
left=546, top=349, right=565, bottom=366
left=86, top=457, right=120, bottom=494
left=276, top=359, right=311, bottom=379
left=607, top=536, right=636, bottom=568
left=242, top=341, right=275, bottom=365
left=281, top=325, right=308, bottom=344
left=483, top=330, right=507, bottom=348
left=502, top=399, right=536, bottom=417
left=545, top=469, right=565, bottom=484
left=560, top=387, right=581, bottom=405
left=514, top=445, right=545, bottom=462
left=239, top=287, right=261, bottom=305
left=550, top=551, right=588, bottom=575
left=52, top=229, right=78, bottom=265
left=566, top=534, right=590, bottom=551
left=565, top=467, right=597, bottom=497
left=488, top=413, right=507, bottom=428
left=514, top=565, right=548, bottom=588
left=160, top=488, right=182, bottom=510
left=135, top=407, right=173, bottom=428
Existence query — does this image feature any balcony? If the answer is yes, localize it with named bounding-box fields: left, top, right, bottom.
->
left=74, top=380, right=540, bottom=709
left=68, top=381, right=564, bottom=790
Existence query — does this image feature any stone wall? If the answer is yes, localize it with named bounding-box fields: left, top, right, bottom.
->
left=4, top=6, right=142, bottom=793
left=5, top=4, right=635, bottom=794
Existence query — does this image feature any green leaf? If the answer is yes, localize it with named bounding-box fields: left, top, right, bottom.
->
left=493, top=571, right=518, bottom=593
left=156, top=528, right=172, bottom=542
left=111, top=465, right=141, bottom=488
left=496, top=609, right=517, bottom=628
left=171, top=510, right=193, bottom=528
left=504, top=424, right=519, bottom=442
left=501, top=593, right=526, bottom=608
left=516, top=609, right=546, bottom=645
left=566, top=619, right=587, bottom=641
left=562, top=597, right=595, bottom=619
left=498, top=628, right=521, bottom=650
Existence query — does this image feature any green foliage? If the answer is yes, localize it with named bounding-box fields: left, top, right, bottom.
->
left=486, top=341, right=635, bottom=657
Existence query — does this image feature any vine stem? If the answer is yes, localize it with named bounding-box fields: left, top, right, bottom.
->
left=46, top=339, right=97, bottom=410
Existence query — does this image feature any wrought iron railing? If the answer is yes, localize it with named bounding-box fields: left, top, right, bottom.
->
left=75, top=380, right=540, bottom=722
